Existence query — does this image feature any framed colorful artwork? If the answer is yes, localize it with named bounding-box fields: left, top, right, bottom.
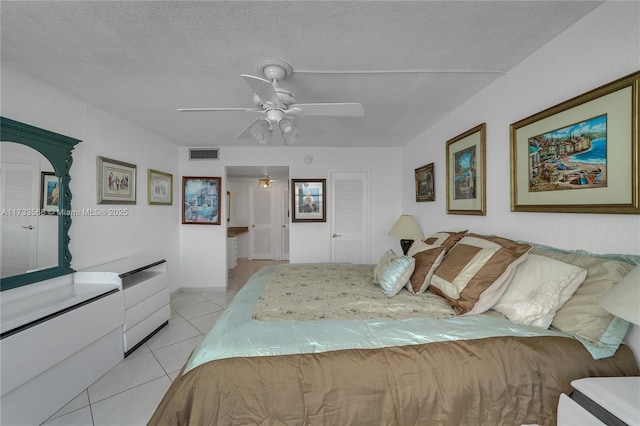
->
left=446, top=123, right=486, bottom=215
left=40, top=172, right=59, bottom=214
left=415, top=163, right=435, bottom=202
left=510, top=71, right=639, bottom=214
left=182, top=176, right=221, bottom=224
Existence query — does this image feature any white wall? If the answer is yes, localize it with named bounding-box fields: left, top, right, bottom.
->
left=1, top=67, right=182, bottom=288
left=402, top=1, right=640, bottom=255
left=179, top=146, right=402, bottom=289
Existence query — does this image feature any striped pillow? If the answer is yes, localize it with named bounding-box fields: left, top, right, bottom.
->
left=423, top=230, right=467, bottom=253
left=429, top=234, right=531, bottom=315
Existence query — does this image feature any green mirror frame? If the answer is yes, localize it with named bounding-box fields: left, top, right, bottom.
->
left=1, top=117, right=81, bottom=291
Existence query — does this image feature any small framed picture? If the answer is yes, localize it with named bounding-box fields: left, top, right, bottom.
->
left=97, top=156, right=137, bottom=204
left=415, top=163, right=435, bottom=202
left=291, top=179, right=326, bottom=222
left=148, top=169, right=173, bottom=205
left=40, top=172, right=59, bottom=214
left=182, top=176, right=221, bottom=225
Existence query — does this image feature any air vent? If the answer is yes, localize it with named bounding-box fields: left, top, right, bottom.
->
left=189, top=148, right=220, bottom=160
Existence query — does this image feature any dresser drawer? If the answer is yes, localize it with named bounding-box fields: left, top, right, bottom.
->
left=124, top=288, right=169, bottom=331
left=123, top=272, right=168, bottom=309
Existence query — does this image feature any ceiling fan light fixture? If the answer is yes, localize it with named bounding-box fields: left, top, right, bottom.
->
left=250, top=118, right=271, bottom=144
left=283, top=133, right=299, bottom=145
left=278, top=118, right=297, bottom=135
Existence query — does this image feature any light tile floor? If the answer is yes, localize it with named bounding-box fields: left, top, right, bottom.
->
left=41, top=258, right=286, bottom=426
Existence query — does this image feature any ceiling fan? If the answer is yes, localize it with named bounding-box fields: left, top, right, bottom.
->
left=177, top=59, right=364, bottom=145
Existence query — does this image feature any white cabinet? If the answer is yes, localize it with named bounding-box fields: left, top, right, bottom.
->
left=74, top=256, right=170, bottom=356
left=228, top=236, right=238, bottom=269
left=0, top=276, right=123, bottom=425
left=558, top=377, right=640, bottom=425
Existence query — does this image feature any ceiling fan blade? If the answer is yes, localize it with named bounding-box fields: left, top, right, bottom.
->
left=241, top=74, right=281, bottom=107
left=236, top=117, right=264, bottom=140
left=177, top=107, right=262, bottom=112
left=286, top=103, right=364, bottom=117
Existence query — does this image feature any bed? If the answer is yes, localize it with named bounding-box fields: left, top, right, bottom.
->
left=149, top=232, right=639, bottom=425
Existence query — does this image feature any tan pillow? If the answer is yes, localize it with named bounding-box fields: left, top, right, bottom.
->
left=430, top=234, right=531, bottom=315
left=406, top=246, right=447, bottom=294
left=532, top=248, right=635, bottom=347
left=423, top=230, right=468, bottom=253
left=372, top=249, right=398, bottom=284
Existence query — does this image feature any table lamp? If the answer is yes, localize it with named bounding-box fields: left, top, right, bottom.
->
left=388, top=215, right=424, bottom=255
left=600, top=264, right=640, bottom=326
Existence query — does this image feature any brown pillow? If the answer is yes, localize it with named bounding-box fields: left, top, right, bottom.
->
left=430, top=234, right=531, bottom=315
left=423, top=230, right=468, bottom=253
left=407, top=246, right=447, bottom=294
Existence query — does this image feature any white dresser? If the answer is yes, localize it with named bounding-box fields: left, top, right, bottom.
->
left=558, top=376, right=640, bottom=425
left=74, top=256, right=170, bottom=356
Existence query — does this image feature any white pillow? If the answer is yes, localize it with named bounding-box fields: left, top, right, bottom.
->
left=380, top=256, right=416, bottom=297
left=492, top=254, right=587, bottom=328
left=372, top=249, right=397, bottom=284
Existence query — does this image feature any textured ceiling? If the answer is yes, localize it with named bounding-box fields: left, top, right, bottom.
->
left=1, top=1, right=602, bottom=148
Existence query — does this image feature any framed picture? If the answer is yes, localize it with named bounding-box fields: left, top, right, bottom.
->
left=415, top=163, right=435, bottom=202
left=182, top=176, right=221, bottom=225
left=40, top=172, right=59, bottom=214
left=510, top=71, right=639, bottom=214
left=446, top=123, right=486, bottom=215
left=291, top=179, right=326, bottom=222
left=97, top=156, right=136, bottom=204
left=148, top=169, right=173, bottom=205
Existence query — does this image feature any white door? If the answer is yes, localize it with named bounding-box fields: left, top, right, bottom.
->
left=281, top=184, right=289, bottom=261
left=1, top=162, right=39, bottom=277
left=249, top=186, right=274, bottom=260
left=330, top=171, right=370, bottom=264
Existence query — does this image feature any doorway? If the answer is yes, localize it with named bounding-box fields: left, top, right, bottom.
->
left=225, top=166, right=289, bottom=276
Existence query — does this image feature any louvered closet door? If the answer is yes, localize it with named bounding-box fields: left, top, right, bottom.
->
left=249, top=186, right=274, bottom=260
left=330, top=171, right=370, bottom=264
left=1, top=162, right=39, bottom=277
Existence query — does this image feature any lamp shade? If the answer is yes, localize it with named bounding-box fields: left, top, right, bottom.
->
left=388, top=215, right=424, bottom=240
left=599, top=264, right=640, bottom=326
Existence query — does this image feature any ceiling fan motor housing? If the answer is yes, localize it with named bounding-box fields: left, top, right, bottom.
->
left=252, top=88, right=295, bottom=108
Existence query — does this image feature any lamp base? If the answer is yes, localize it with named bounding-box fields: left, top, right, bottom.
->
left=400, top=239, right=414, bottom=256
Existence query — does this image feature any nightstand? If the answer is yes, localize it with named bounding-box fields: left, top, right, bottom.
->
left=558, top=377, right=640, bottom=425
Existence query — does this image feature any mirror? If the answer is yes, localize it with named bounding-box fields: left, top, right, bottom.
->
left=0, top=117, right=81, bottom=291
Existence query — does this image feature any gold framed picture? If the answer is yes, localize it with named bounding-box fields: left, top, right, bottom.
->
left=510, top=71, right=639, bottom=214
left=446, top=123, right=486, bottom=215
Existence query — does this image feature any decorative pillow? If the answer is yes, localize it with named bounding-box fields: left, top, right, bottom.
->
left=423, top=230, right=468, bottom=253
left=532, top=247, right=636, bottom=357
left=429, top=234, right=531, bottom=315
left=492, top=254, right=587, bottom=328
left=406, top=246, right=447, bottom=294
left=372, top=249, right=397, bottom=284
left=407, top=240, right=438, bottom=257
left=380, top=256, right=415, bottom=297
